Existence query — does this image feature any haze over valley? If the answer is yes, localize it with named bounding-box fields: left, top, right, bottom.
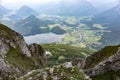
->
left=0, top=0, right=120, bottom=80
left=0, top=0, right=120, bottom=49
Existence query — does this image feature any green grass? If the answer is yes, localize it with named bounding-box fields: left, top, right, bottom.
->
left=6, top=46, right=45, bottom=74
left=50, top=26, right=66, bottom=34
left=18, top=64, right=86, bottom=80
left=93, top=70, right=120, bottom=80
left=61, top=24, right=104, bottom=49
left=93, top=24, right=107, bottom=30
left=64, top=17, right=78, bottom=25
left=0, top=23, right=15, bottom=39
left=42, top=43, right=94, bottom=67
left=6, top=47, right=36, bottom=72
left=84, top=45, right=120, bottom=69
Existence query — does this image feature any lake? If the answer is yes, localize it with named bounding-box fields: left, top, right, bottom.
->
left=24, top=33, right=65, bottom=44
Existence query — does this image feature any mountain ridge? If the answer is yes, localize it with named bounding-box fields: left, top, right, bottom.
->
left=13, top=15, right=66, bottom=36
left=0, top=5, right=11, bottom=17
left=0, top=23, right=47, bottom=80
left=1, top=23, right=120, bottom=80
left=16, top=5, right=38, bottom=17
left=83, top=45, right=120, bottom=80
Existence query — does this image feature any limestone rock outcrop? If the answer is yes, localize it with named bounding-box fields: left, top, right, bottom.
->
left=0, top=23, right=46, bottom=80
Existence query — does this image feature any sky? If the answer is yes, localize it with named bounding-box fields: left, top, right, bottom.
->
left=0, top=0, right=59, bottom=9
left=0, top=0, right=119, bottom=9
left=88, top=0, right=118, bottom=6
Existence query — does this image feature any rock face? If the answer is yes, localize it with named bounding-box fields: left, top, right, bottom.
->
left=29, top=43, right=47, bottom=67
left=0, top=23, right=46, bottom=80
left=0, top=23, right=31, bottom=57
left=18, top=62, right=86, bottom=80
left=1, top=23, right=120, bottom=80
left=83, top=45, right=120, bottom=79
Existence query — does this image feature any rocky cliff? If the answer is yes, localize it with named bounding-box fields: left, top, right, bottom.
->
left=18, top=62, right=86, bottom=80
left=1, top=23, right=120, bottom=80
left=0, top=23, right=46, bottom=80
left=83, top=45, right=120, bottom=80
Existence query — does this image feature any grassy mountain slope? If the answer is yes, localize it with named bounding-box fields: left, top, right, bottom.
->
left=83, top=44, right=120, bottom=80
left=84, top=45, right=120, bottom=69
left=13, top=15, right=66, bottom=36
left=0, top=24, right=46, bottom=80
left=18, top=62, right=86, bottom=80
left=42, top=43, right=94, bottom=66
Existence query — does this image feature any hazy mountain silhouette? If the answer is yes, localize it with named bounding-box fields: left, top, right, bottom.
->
left=36, top=0, right=97, bottom=16
left=16, top=5, right=38, bottom=17
left=0, top=5, right=11, bottom=17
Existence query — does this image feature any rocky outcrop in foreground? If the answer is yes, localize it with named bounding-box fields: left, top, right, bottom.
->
left=83, top=45, right=120, bottom=80
left=1, top=23, right=120, bottom=80
left=18, top=62, right=86, bottom=80
left=0, top=23, right=46, bottom=80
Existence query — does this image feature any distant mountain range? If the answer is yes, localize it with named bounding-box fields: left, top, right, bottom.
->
left=93, top=4, right=120, bottom=28
left=58, top=0, right=97, bottom=16
left=0, top=0, right=97, bottom=17
left=84, top=3, right=120, bottom=47
left=0, top=5, right=39, bottom=29
left=0, top=5, right=38, bottom=20
left=1, top=23, right=120, bottom=80
left=0, top=5, right=11, bottom=17
left=1, top=1, right=120, bottom=47
left=15, top=5, right=38, bottom=17
left=13, top=15, right=66, bottom=36
left=36, top=0, right=97, bottom=16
